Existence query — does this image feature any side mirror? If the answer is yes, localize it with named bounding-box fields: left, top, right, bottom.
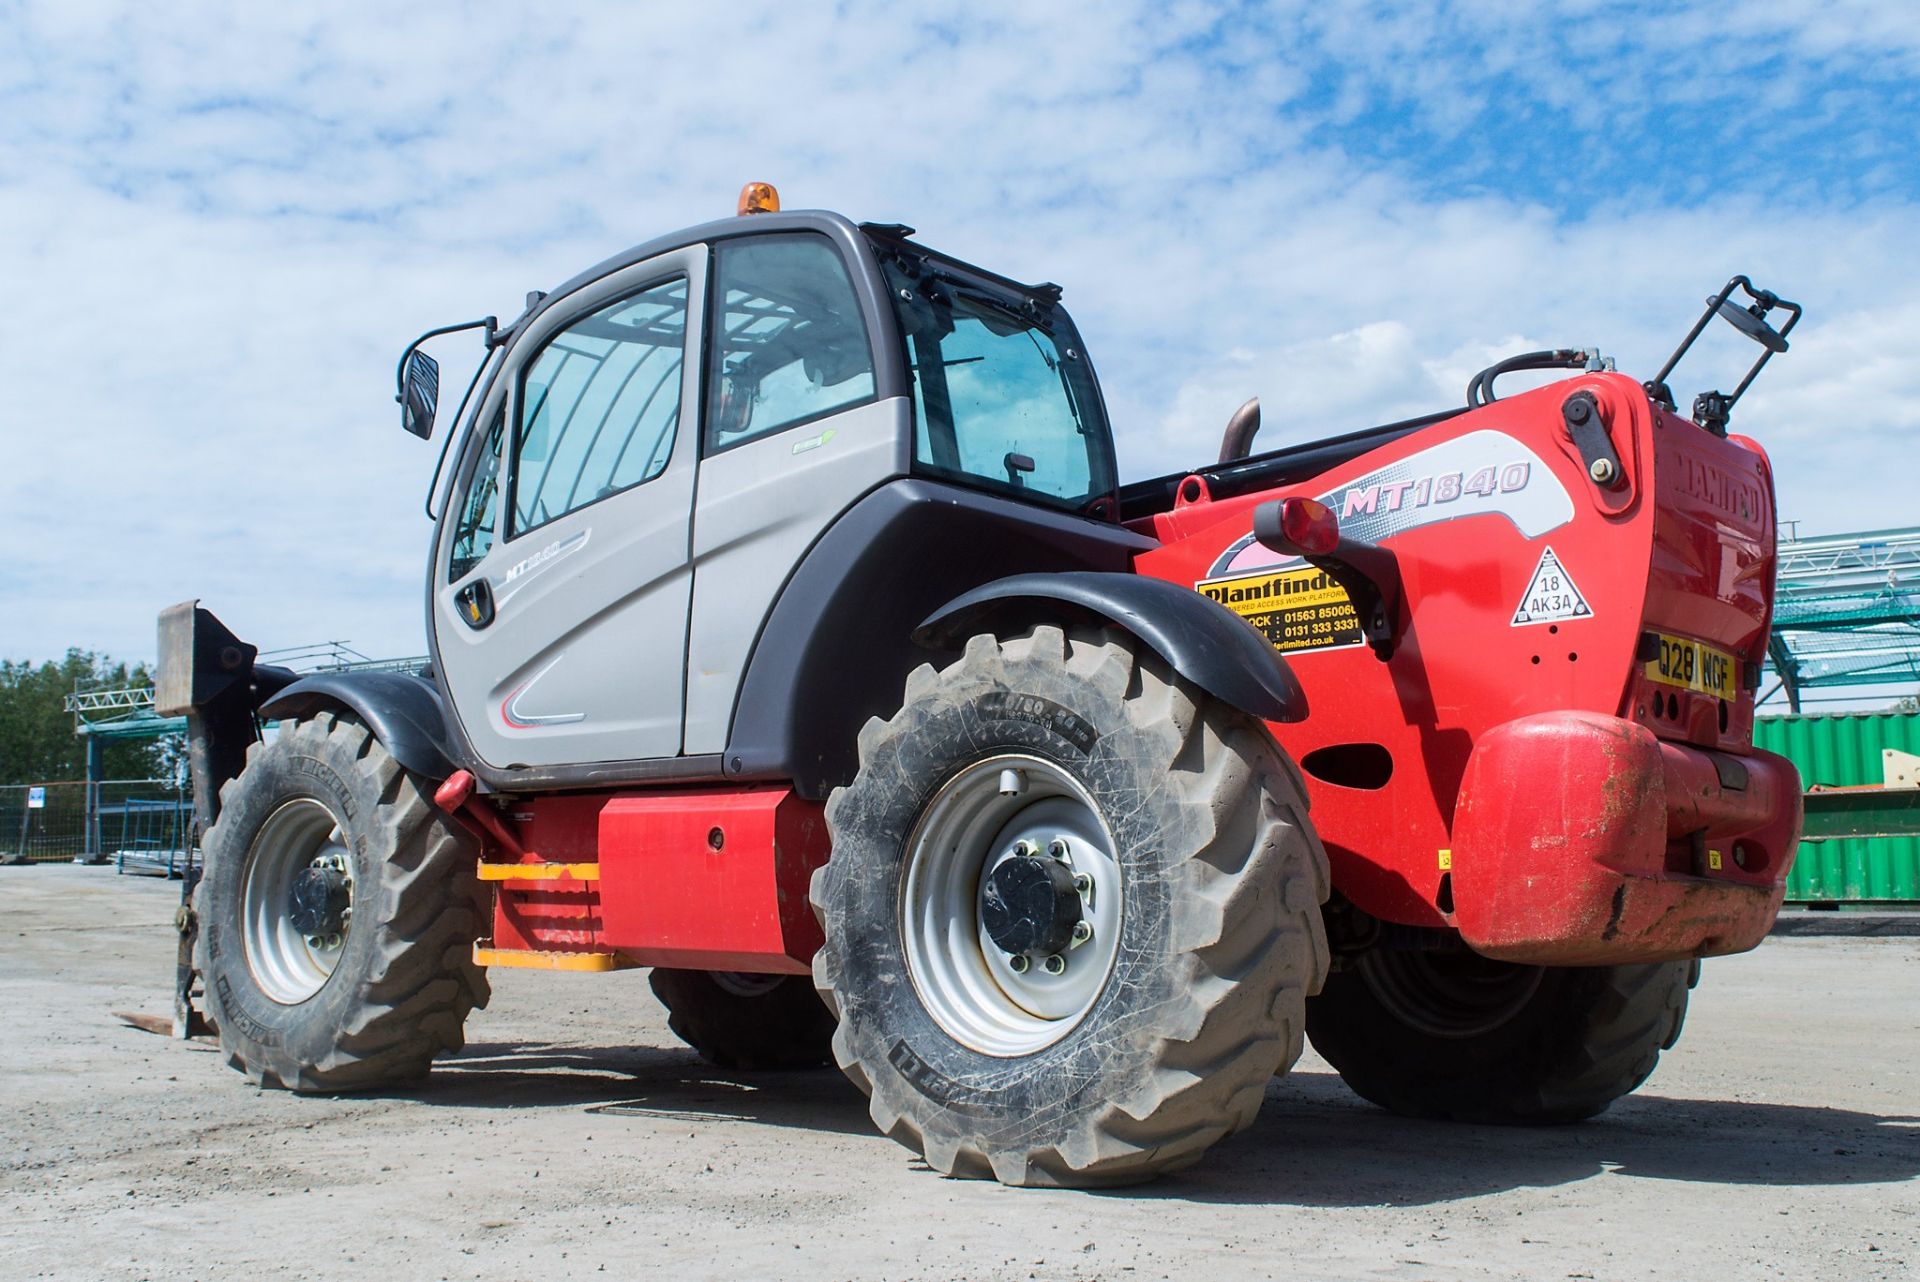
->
left=399, top=349, right=441, bottom=439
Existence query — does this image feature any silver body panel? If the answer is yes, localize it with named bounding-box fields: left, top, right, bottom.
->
left=682, top=397, right=911, bottom=753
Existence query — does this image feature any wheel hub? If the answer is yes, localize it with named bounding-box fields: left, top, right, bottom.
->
left=981, top=854, right=1082, bottom=956
left=900, top=754, right=1124, bottom=1056
left=287, top=863, right=352, bottom=939
left=242, top=798, right=354, bottom=1004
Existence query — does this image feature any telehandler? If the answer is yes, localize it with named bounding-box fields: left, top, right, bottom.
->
left=160, top=183, right=1803, bottom=1187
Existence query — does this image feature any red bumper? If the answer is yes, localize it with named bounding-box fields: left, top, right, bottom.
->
left=1450, top=712, right=1802, bottom=965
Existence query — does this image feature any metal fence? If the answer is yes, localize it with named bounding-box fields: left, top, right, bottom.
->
left=0, top=779, right=195, bottom=868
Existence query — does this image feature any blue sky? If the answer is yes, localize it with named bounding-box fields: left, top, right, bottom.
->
left=2, top=0, right=1917, bottom=664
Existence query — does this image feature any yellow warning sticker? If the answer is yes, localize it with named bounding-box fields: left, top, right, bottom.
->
left=1438, top=849, right=1453, bottom=871
left=1196, top=565, right=1364, bottom=655
left=1708, top=849, right=1723, bottom=871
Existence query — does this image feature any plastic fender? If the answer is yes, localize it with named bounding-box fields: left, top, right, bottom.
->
left=261, top=672, right=463, bottom=783
left=914, top=571, right=1308, bottom=723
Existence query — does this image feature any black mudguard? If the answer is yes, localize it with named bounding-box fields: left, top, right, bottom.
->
left=261, top=672, right=462, bottom=783
left=914, top=572, right=1308, bottom=724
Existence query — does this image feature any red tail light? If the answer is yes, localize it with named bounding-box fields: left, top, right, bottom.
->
left=1279, top=497, right=1340, bottom=555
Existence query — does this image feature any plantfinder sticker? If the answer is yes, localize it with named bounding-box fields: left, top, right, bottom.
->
left=1197, top=564, right=1365, bottom=655
left=1510, top=546, right=1591, bottom=626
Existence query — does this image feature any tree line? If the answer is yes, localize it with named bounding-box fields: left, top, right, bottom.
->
left=0, top=651, right=175, bottom=785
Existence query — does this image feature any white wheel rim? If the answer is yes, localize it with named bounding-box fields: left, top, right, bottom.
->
left=900, top=753, right=1123, bottom=1057
left=241, top=797, right=353, bottom=1005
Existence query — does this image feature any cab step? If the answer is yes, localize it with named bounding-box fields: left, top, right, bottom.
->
left=476, top=861, right=601, bottom=882
left=472, top=944, right=635, bottom=972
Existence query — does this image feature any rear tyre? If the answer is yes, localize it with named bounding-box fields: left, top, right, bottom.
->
left=195, top=711, right=490, bottom=1092
left=648, top=969, right=835, bottom=1070
left=1307, top=945, right=1698, bottom=1123
left=813, top=626, right=1329, bottom=1187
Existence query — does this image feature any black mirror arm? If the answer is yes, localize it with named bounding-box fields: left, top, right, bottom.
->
left=394, top=315, right=499, bottom=409
left=1252, top=502, right=1404, bottom=661
left=1644, top=276, right=1802, bottom=434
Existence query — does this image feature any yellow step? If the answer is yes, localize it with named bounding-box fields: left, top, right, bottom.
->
left=475, top=862, right=600, bottom=882
left=472, top=944, right=633, bottom=972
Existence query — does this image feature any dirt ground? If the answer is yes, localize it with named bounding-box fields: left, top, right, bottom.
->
left=2, top=867, right=1914, bottom=1282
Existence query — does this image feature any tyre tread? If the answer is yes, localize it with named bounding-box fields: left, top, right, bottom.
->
left=195, top=714, right=487, bottom=1094
left=813, top=626, right=1329, bottom=1186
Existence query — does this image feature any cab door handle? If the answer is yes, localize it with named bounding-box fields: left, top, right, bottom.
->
left=455, top=579, right=495, bottom=629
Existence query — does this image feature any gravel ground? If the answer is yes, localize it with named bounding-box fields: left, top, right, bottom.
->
left=2, top=866, right=1914, bottom=1282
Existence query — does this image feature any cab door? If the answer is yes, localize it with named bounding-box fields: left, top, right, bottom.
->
left=680, top=232, right=908, bottom=753
left=431, top=246, right=706, bottom=771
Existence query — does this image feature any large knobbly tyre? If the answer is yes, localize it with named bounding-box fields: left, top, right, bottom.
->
left=649, top=969, right=836, bottom=1070
left=1307, top=946, right=1699, bottom=1123
left=195, top=711, right=490, bottom=1092
left=812, top=626, right=1330, bottom=1188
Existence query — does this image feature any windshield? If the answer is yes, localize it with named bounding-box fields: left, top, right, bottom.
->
left=875, top=244, right=1115, bottom=512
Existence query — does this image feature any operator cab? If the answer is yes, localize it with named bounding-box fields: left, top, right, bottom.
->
left=402, top=186, right=1129, bottom=790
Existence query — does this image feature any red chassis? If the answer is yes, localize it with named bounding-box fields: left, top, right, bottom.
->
left=441, top=371, right=1801, bottom=974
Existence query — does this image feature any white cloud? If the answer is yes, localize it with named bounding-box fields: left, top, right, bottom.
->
left=0, top=1, right=1916, bottom=664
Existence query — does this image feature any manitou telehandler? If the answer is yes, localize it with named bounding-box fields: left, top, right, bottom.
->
left=160, top=183, right=1804, bottom=1187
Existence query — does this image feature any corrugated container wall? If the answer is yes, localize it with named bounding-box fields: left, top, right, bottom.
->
left=1753, top=711, right=1920, bottom=903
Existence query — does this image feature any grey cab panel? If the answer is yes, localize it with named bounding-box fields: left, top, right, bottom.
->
left=683, top=396, right=909, bottom=753
left=431, top=244, right=708, bottom=771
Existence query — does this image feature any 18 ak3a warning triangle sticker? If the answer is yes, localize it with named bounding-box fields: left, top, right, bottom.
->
left=1511, top=546, right=1591, bottom=626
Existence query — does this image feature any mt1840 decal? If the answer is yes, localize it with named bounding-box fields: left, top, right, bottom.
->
left=1209, top=430, right=1574, bottom=577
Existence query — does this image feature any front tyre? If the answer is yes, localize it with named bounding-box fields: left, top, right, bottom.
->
left=813, top=627, right=1329, bottom=1187
left=195, top=712, right=490, bottom=1092
left=1307, top=945, right=1698, bottom=1123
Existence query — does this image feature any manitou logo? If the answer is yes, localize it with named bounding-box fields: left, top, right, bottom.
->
left=1671, top=454, right=1762, bottom=527
left=1339, top=462, right=1533, bottom=519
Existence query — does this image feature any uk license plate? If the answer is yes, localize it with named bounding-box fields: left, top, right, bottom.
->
left=1645, top=633, right=1737, bottom=700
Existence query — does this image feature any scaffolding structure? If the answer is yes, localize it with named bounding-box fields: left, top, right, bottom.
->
left=1763, top=525, right=1920, bottom=711
left=55, top=643, right=427, bottom=865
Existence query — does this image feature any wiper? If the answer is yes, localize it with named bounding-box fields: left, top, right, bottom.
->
left=1024, top=330, right=1057, bottom=372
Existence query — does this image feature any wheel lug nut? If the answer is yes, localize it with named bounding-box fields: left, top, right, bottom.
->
left=1070, top=921, right=1093, bottom=948
left=1072, top=873, right=1092, bottom=894
left=1007, top=953, right=1030, bottom=974
left=1042, top=954, right=1067, bottom=975
left=1012, top=839, right=1038, bottom=859
left=1047, top=839, right=1069, bottom=860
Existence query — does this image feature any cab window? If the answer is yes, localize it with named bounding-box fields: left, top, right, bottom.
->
left=448, top=409, right=504, bottom=581
left=706, top=235, right=876, bottom=452
left=510, top=276, right=688, bottom=537
left=878, top=251, right=1114, bottom=511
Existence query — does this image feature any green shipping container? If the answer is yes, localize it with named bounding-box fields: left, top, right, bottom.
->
left=1752, top=711, right=1920, bottom=904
